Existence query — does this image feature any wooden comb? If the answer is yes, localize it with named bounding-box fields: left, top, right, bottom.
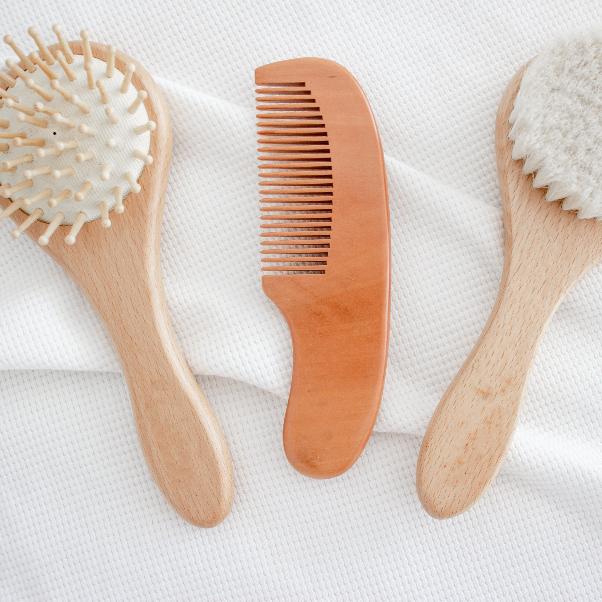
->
left=255, top=58, right=390, bottom=478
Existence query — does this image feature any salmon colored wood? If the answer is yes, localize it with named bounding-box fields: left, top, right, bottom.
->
left=256, top=58, right=390, bottom=478
left=416, top=67, right=602, bottom=518
left=0, top=41, right=233, bottom=526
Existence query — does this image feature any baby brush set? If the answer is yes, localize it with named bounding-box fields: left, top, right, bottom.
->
left=0, top=25, right=600, bottom=526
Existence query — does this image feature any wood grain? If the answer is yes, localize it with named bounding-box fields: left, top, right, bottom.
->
left=416, top=67, right=602, bottom=518
left=256, top=59, right=390, bottom=478
left=0, top=41, right=234, bottom=526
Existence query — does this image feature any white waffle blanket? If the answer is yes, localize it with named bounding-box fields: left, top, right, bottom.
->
left=0, top=1, right=600, bottom=600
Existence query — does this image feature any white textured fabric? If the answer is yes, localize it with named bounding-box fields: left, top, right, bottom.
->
left=1, top=1, right=601, bottom=600
left=510, top=30, right=602, bottom=218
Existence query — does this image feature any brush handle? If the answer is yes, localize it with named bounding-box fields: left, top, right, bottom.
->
left=416, top=238, right=573, bottom=519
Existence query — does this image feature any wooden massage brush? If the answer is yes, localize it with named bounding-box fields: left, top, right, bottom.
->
left=255, top=58, right=390, bottom=478
left=0, top=26, right=233, bottom=526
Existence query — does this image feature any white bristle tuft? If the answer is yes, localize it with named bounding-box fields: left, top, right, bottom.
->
left=65, top=211, right=86, bottom=244
left=39, top=211, right=64, bottom=245
left=510, top=31, right=602, bottom=218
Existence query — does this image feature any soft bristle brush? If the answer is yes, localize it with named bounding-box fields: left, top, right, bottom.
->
left=255, top=58, right=390, bottom=478
left=0, top=26, right=233, bottom=526
left=417, top=31, right=602, bottom=518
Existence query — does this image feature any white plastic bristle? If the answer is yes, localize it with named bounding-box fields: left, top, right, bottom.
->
left=14, top=137, right=45, bottom=147
left=128, top=90, right=147, bottom=114
left=134, top=120, right=155, bottom=135
left=106, top=138, right=117, bottom=148
left=85, top=63, right=95, bottom=90
left=0, top=119, right=8, bottom=129
left=52, top=25, right=73, bottom=63
left=71, top=95, right=90, bottom=114
left=52, top=167, right=75, bottom=180
left=25, top=78, right=53, bottom=102
left=96, top=79, right=108, bottom=104
left=18, top=113, right=48, bottom=129
left=100, top=164, right=111, bottom=180
left=75, top=150, right=95, bottom=163
left=105, top=106, right=118, bottom=124
left=2, top=154, right=33, bottom=169
left=0, top=72, right=16, bottom=87
left=78, top=124, right=96, bottom=137
left=55, top=51, right=76, bottom=81
left=106, top=46, right=115, bottom=78
left=11, top=207, right=43, bottom=238
left=3, top=35, right=35, bottom=70
left=38, top=212, right=64, bottom=245
left=27, top=27, right=55, bottom=65
left=75, top=180, right=93, bottom=201
left=120, top=64, right=135, bottom=93
left=133, top=149, right=153, bottom=165
left=123, top=171, right=141, bottom=193
left=99, top=200, right=111, bottom=227
left=48, top=188, right=72, bottom=208
left=31, top=52, right=58, bottom=80
left=54, top=113, right=76, bottom=129
left=34, top=102, right=58, bottom=115
left=65, top=211, right=86, bottom=244
left=50, top=79, right=73, bottom=101
left=23, top=187, right=52, bottom=206
left=6, top=98, right=36, bottom=116
left=0, top=199, right=24, bottom=220
left=5, top=59, right=28, bottom=79
left=80, top=30, right=92, bottom=64
left=23, top=166, right=51, bottom=179
left=112, top=186, right=124, bottom=213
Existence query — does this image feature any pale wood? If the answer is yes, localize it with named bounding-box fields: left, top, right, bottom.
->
left=0, top=40, right=233, bottom=526
left=256, top=58, right=390, bottom=478
left=416, top=67, right=602, bottom=518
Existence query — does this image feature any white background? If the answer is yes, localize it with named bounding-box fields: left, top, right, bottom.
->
left=0, top=1, right=601, bottom=600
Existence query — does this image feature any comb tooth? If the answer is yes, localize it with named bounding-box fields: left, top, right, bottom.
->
left=65, top=211, right=86, bottom=245
left=11, top=207, right=43, bottom=238
left=261, top=222, right=332, bottom=230
left=261, top=205, right=332, bottom=212
left=262, top=266, right=325, bottom=273
left=38, top=212, right=64, bottom=245
left=3, top=35, right=35, bottom=70
left=260, top=163, right=331, bottom=170
left=256, top=87, right=311, bottom=94
left=261, top=257, right=327, bottom=264
left=106, top=46, right=115, bottom=78
left=52, top=25, right=73, bottom=63
left=27, top=27, right=55, bottom=64
left=260, top=239, right=330, bottom=247
left=260, top=197, right=333, bottom=204
left=260, top=231, right=330, bottom=238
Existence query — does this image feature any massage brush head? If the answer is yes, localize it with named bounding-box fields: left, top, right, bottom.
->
left=509, top=30, right=602, bottom=219
left=0, top=26, right=155, bottom=245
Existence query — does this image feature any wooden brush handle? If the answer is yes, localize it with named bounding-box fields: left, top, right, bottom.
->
left=417, top=239, right=570, bottom=519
